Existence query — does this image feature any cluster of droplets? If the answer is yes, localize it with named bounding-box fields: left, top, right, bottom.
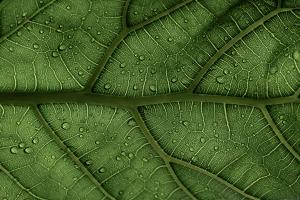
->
left=10, top=137, right=39, bottom=155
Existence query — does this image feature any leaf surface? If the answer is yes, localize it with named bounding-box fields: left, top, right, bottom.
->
left=0, top=0, right=299, bottom=199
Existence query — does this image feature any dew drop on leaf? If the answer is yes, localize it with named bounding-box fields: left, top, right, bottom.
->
left=95, top=140, right=100, bottom=145
left=58, top=45, right=66, bottom=51
left=32, top=138, right=39, bottom=144
left=200, top=137, right=206, bottom=143
left=171, top=78, right=177, bottom=83
left=216, top=76, right=225, bottom=84
left=182, top=121, right=189, bottom=126
left=128, top=153, right=134, bottom=159
left=214, top=146, right=219, bottom=151
left=98, top=167, right=105, bottom=173
left=52, top=51, right=59, bottom=57
left=33, top=43, right=39, bottom=49
left=85, top=160, right=93, bottom=165
left=24, top=147, right=33, bottom=154
left=18, top=142, right=25, bottom=148
left=61, top=122, right=70, bottom=130
left=10, top=147, right=18, bottom=154
left=120, top=63, right=126, bottom=68
left=17, top=31, right=22, bottom=36
left=139, top=56, right=145, bottom=61
left=104, top=83, right=111, bottom=90
left=149, top=85, right=157, bottom=92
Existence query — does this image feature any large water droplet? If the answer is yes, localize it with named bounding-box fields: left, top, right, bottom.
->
left=61, top=122, right=70, bottom=130
left=10, top=147, right=18, bottom=154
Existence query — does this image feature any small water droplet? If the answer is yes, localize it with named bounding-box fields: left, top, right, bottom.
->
left=51, top=155, right=56, bottom=159
left=104, top=83, right=111, bottom=90
left=168, top=37, right=173, bottom=42
left=128, top=153, right=134, bottom=159
left=200, top=137, right=205, bottom=143
left=171, top=77, right=177, bottom=83
left=139, top=55, right=145, bottom=61
left=61, top=122, right=70, bottom=130
left=66, top=5, right=70, bottom=10
left=127, top=119, right=136, bottom=126
left=85, top=160, right=93, bottom=165
left=32, top=138, right=39, bottom=144
left=99, top=167, right=105, bottom=173
left=133, top=85, right=138, bottom=90
left=216, top=76, right=225, bottom=84
left=9, top=47, right=14, bottom=52
left=184, top=19, right=188, bottom=23
left=52, top=51, right=59, bottom=57
left=182, top=121, right=189, bottom=126
left=120, top=63, right=126, bottom=68
left=189, top=147, right=194, bottom=152
left=10, top=147, right=18, bottom=154
left=116, top=156, right=121, bottom=161
left=214, top=146, right=219, bottom=151
left=142, top=157, right=148, bottom=162
left=18, top=142, right=25, bottom=148
left=24, top=147, right=33, bottom=154
left=149, top=85, right=156, bottom=92
left=58, top=45, right=66, bottom=51
left=33, top=43, right=39, bottom=49
left=95, top=140, right=100, bottom=145
left=17, top=31, right=22, bottom=36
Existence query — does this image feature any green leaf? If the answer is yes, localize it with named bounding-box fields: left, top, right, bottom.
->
left=0, top=0, right=299, bottom=200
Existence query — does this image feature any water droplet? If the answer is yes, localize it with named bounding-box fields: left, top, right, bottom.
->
left=168, top=37, right=173, bottom=42
left=116, top=156, right=121, bottom=161
left=10, top=147, right=18, bottom=154
left=242, top=59, right=247, bottom=63
left=127, top=119, right=136, bottom=126
left=142, top=157, right=148, bottom=162
left=58, top=45, right=66, bottom=51
left=120, top=63, right=126, bottom=68
left=9, top=47, right=14, bottom=52
left=171, top=77, right=177, bottom=83
left=214, top=146, right=219, bottom=151
left=32, top=138, right=39, bottom=144
left=293, top=50, right=300, bottom=61
left=52, top=51, right=59, bottom=57
left=104, top=83, right=111, bottom=90
left=223, top=69, right=229, bottom=75
left=133, top=85, right=138, bottom=90
left=128, top=153, right=134, bottom=159
left=39, top=30, right=44, bottom=34
left=61, top=122, right=70, bottom=130
left=182, top=121, right=189, bottom=126
left=33, top=43, right=39, bottom=49
left=98, top=167, right=105, bottom=173
left=85, top=160, right=93, bottom=165
left=18, top=142, right=25, bottom=148
left=189, top=147, right=194, bottom=152
left=149, top=85, right=156, bottom=92
left=216, top=76, right=225, bottom=84
left=17, top=31, right=22, bottom=36
left=95, top=140, right=100, bottom=145
left=184, top=19, right=188, bottom=23
left=200, top=137, right=205, bottom=143
left=139, top=56, right=145, bottom=61
left=66, top=5, right=70, bottom=10
left=24, top=147, right=33, bottom=154
left=51, top=155, right=56, bottom=159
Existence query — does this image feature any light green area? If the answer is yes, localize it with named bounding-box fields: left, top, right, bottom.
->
left=268, top=103, right=300, bottom=154
left=141, top=102, right=300, bottom=199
